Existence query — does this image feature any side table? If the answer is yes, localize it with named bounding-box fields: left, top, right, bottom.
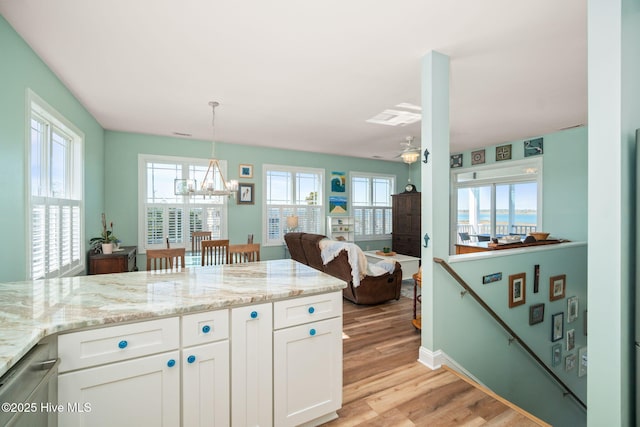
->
left=88, top=246, right=138, bottom=275
left=412, top=272, right=422, bottom=330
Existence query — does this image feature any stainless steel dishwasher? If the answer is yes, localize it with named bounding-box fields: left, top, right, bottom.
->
left=0, top=336, right=58, bottom=427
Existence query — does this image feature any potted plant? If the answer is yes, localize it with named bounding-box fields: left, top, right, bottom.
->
left=90, top=213, right=118, bottom=254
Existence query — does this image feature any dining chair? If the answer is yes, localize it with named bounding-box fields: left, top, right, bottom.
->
left=458, top=232, right=471, bottom=243
left=191, top=231, right=212, bottom=253
left=228, top=243, right=261, bottom=264
left=146, top=248, right=186, bottom=271
left=201, top=239, right=229, bottom=266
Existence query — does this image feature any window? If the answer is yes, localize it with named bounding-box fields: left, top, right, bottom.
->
left=139, top=155, right=229, bottom=251
left=263, top=165, right=324, bottom=246
left=350, top=173, right=395, bottom=240
left=28, top=91, right=84, bottom=279
left=452, top=158, right=542, bottom=245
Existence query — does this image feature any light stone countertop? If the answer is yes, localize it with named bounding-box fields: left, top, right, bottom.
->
left=0, top=259, right=346, bottom=378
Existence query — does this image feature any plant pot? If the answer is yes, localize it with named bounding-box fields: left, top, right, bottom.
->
left=102, top=243, right=114, bottom=254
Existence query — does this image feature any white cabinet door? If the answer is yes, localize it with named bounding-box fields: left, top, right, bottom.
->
left=58, top=350, right=180, bottom=427
left=231, top=303, right=273, bottom=427
left=274, top=317, right=342, bottom=427
left=182, top=340, right=230, bottom=427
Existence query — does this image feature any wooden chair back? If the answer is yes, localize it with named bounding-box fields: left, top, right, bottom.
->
left=201, top=239, right=229, bottom=266
left=229, top=243, right=261, bottom=264
left=146, top=248, right=186, bottom=271
left=191, top=231, right=212, bottom=252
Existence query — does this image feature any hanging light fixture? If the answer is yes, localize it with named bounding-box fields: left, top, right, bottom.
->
left=190, top=101, right=238, bottom=198
left=399, top=136, right=420, bottom=164
left=400, top=150, right=420, bottom=164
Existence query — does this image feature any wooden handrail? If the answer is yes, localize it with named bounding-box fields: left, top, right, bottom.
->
left=433, top=257, right=586, bottom=411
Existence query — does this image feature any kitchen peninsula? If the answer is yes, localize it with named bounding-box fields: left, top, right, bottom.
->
left=0, top=259, right=346, bottom=426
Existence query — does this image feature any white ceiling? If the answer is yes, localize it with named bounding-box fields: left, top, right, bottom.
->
left=0, top=0, right=587, bottom=161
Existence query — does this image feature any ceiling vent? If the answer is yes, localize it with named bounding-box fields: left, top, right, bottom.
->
left=366, top=109, right=421, bottom=126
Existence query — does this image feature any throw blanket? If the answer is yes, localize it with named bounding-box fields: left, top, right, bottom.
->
left=319, top=239, right=391, bottom=287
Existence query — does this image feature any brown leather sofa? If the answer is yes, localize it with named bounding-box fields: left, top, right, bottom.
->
left=284, top=232, right=403, bottom=305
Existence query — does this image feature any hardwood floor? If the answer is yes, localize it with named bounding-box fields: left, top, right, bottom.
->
left=322, top=293, right=549, bottom=427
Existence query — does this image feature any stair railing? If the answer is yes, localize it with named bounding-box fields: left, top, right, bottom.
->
left=433, top=257, right=586, bottom=410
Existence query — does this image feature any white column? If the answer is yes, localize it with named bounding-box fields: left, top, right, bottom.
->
left=420, top=51, right=450, bottom=356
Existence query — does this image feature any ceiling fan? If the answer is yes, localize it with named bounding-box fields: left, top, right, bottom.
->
left=397, top=136, right=420, bottom=164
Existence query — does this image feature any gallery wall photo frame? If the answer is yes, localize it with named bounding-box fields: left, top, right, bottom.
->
left=567, top=296, right=579, bottom=323
left=566, top=328, right=576, bottom=352
left=239, top=164, right=253, bottom=178
left=237, top=183, right=255, bottom=205
left=471, top=149, right=485, bottom=165
left=551, top=343, right=562, bottom=367
left=450, top=154, right=463, bottom=168
left=508, top=273, right=526, bottom=308
left=529, top=303, right=545, bottom=325
left=549, top=274, right=566, bottom=301
left=551, top=312, right=564, bottom=342
left=496, top=144, right=512, bottom=161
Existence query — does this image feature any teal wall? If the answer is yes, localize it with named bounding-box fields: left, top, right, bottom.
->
left=451, top=126, right=588, bottom=242
left=436, top=246, right=587, bottom=426
left=0, top=15, right=105, bottom=283
left=104, top=130, right=408, bottom=261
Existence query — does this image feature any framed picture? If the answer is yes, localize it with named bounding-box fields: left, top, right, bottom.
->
left=566, top=329, right=576, bottom=351
left=551, top=312, right=564, bottom=342
left=331, top=171, right=346, bottom=192
left=549, top=274, right=566, bottom=301
left=551, top=343, right=562, bottom=367
left=508, top=273, right=526, bottom=308
left=450, top=154, right=463, bottom=168
left=496, top=144, right=512, bottom=161
left=578, top=347, right=588, bottom=377
left=174, top=178, right=196, bottom=195
left=529, top=303, right=545, bottom=325
left=567, top=296, right=579, bottom=322
left=584, top=309, right=588, bottom=336
left=239, top=164, right=253, bottom=178
left=565, top=354, right=577, bottom=372
left=524, top=137, right=544, bottom=157
left=471, top=149, right=485, bottom=165
left=482, top=272, right=502, bottom=285
left=237, top=183, right=255, bottom=205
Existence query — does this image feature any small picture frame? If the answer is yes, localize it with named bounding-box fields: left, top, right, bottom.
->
left=578, top=347, right=588, bottom=377
left=471, top=149, right=485, bottom=165
left=529, top=303, right=545, bottom=325
left=239, top=164, right=253, bottom=178
left=551, top=312, right=564, bottom=342
left=237, top=183, right=255, bottom=205
left=482, top=272, right=502, bottom=285
left=450, top=154, right=463, bottom=168
left=565, top=354, right=577, bottom=372
left=524, top=137, right=544, bottom=157
left=549, top=274, right=566, bottom=301
left=567, top=296, right=579, bottom=323
left=551, top=343, right=562, bottom=367
left=508, top=273, right=526, bottom=308
left=496, top=144, right=512, bottom=161
left=566, top=329, right=576, bottom=351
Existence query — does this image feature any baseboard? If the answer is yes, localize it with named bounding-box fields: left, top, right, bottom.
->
left=418, top=346, right=488, bottom=389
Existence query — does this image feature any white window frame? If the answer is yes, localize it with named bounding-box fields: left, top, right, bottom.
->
left=26, top=89, right=85, bottom=279
left=263, top=164, right=325, bottom=246
left=450, top=157, right=543, bottom=247
left=349, top=172, right=395, bottom=241
left=137, top=154, right=230, bottom=253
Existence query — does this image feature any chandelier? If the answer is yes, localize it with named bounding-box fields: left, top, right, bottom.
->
left=182, top=101, right=238, bottom=198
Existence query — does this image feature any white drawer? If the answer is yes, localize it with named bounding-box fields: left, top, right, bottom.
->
left=182, top=309, right=229, bottom=347
left=273, top=292, right=342, bottom=330
left=58, top=317, right=180, bottom=372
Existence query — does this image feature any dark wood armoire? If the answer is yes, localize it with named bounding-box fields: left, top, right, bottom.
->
left=391, top=192, right=421, bottom=257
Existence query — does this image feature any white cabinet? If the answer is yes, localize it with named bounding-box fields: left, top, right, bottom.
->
left=182, top=341, right=230, bottom=426
left=327, top=216, right=355, bottom=242
left=58, top=317, right=181, bottom=427
left=182, top=310, right=230, bottom=427
left=231, top=303, right=273, bottom=427
left=273, top=292, right=343, bottom=426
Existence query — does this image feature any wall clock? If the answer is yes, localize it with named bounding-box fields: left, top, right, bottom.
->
left=496, top=144, right=512, bottom=161
left=471, top=149, right=485, bottom=165
left=524, top=138, right=544, bottom=157
left=450, top=154, right=463, bottom=168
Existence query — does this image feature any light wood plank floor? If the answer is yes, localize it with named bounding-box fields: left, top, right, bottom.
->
left=322, top=293, right=549, bottom=427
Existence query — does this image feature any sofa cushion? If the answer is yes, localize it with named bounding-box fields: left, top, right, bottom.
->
left=284, top=233, right=308, bottom=265
left=301, top=233, right=327, bottom=271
